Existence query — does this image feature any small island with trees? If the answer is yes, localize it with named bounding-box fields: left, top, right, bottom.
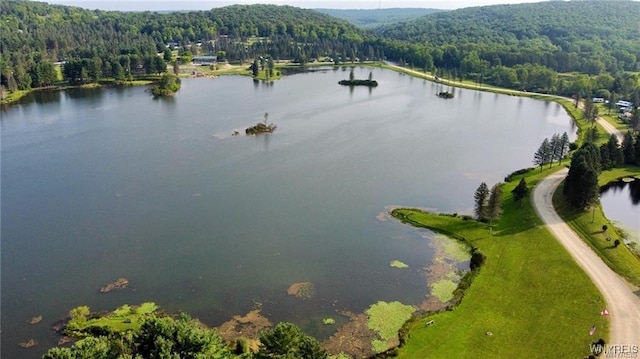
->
left=151, top=73, right=181, bottom=97
left=246, top=112, right=277, bottom=135
left=339, top=68, right=378, bottom=87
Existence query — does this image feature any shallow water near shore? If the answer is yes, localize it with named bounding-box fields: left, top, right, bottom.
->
left=600, top=178, right=640, bottom=248
left=1, top=67, right=576, bottom=357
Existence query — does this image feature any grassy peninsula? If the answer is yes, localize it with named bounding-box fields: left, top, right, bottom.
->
left=392, top=164, right=608, bottom=358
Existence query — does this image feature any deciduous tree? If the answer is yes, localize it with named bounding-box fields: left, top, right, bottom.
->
left=255, top=322, right=327, bottom=359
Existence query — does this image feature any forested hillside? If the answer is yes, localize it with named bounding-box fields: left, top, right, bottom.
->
left=376, top=1, right=640, bottom=75
left=0, top=1, right=376, bottom=90
left=315, top=8, right=443, bottom=28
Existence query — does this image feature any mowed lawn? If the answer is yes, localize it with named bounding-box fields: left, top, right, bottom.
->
left=394, top=165, right=608, bottom=359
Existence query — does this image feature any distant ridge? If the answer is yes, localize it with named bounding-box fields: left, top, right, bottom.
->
left=315, top=8, right=444, bottom=28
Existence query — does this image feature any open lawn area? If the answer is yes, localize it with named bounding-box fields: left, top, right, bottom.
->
left=393, top=165, right=608, bottom=359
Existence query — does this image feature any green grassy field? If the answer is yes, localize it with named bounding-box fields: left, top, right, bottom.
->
left=67, top=302, right=159, bottom=335
left=393, top=165, right=608, bottom=359
left=0, top=89, right=30, bottom=104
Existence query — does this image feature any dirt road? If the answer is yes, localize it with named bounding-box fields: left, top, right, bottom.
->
left=532, top=169, right=640, bottom=350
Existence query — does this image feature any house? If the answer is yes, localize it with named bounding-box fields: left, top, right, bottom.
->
left=616, top=100, right=634, bottom=108
left=192, top=55, right=217, bottom=66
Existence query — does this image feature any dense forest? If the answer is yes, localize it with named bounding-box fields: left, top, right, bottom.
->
left=1, top=0, right=639, bottom=107
left=315, top=8, right=443, bottom=28
left=373, top=1, right=640, bottom=100
left=0, top=1, right=376, bottom=91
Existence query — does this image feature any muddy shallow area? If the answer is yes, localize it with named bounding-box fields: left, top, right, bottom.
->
left=216, top=214, right=470, bottom=358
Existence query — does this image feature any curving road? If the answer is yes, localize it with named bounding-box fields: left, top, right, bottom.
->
left=533, top=169, right=640, bottom=349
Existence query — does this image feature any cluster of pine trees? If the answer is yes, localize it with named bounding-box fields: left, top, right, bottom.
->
left=533, top=132, right=571, bottom=171
left=473, top=182, right=503, bottom=231
left=563, top=131, right=640, bottom=211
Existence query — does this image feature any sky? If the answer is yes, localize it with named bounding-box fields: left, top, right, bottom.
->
left=45, top=0, right=550, bottom=11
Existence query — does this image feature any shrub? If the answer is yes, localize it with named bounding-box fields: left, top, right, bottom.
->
left=504, top=168, right=533, bottom=182
left=469, top=247, right=486, bottom=270
left=235, top=338, right=250, bottom=354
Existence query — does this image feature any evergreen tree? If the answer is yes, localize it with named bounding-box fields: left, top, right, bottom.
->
left=622, top=131, right=636, bottom=164
left=173, top=60, right=180, bottom=76
left=609, top=134, right=623, bottom=165
left=581, top=142, right=602, bottom=173
left=635, top=132, right=640, bottom=166
left=474, top=182, right=490, bottom=221
left=558, top=131, right=570, bottom=164
left=511, top=177, right=529, bottom=207
left=600, top=143, right=611, bottom=169
left=251, top=59, right=259, bottom=77
left=563, top=144, right=601, bottom=210
left=267, top=57, right=275, bottom=78
left=486, top=183, right=503, bottom=232
left=549, top=133, right=560, bottom=167
left=533, top=138, right=552, bottom=171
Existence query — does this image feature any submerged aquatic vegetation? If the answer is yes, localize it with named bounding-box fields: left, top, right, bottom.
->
left=366, top=301, right=415, bottom=353
left=390, top=260, right=409, bottom=268
left=432, top=234, right=471, bottom=262
left=287, top=282, right=315, bottom=299
left=430, top=279, right=458, bottom=302
left=323, top=318, right=336, bottom=325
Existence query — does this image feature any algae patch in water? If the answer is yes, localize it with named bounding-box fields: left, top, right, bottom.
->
left=323, top=318, right=336, bottom=325
left=390, top=260, right=409, bottom=268
left=430, top=279, right=458, bottom=302
left=366, top=301, right=415, bottom=353
left=432, top=234, right=471, bottom=262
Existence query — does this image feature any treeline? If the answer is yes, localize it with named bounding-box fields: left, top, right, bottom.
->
left=315, top=8, right=443, bottom=28
left=533, top=132, right=572, bottom=171
left=0, top=1, right=377, bottom=91
left=372, top=1, right=640, bottom=99
left=376, top=1, right=640, bottom=74
left=43, top=311, right=329, bottom=359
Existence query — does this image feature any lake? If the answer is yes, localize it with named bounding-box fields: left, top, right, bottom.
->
left=1, top=67, right=576, bottom=357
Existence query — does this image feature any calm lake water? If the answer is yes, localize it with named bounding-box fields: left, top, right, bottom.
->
left=601, top=178, right=640, bottom=246
left=1, top=67, right=576, bottom=357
